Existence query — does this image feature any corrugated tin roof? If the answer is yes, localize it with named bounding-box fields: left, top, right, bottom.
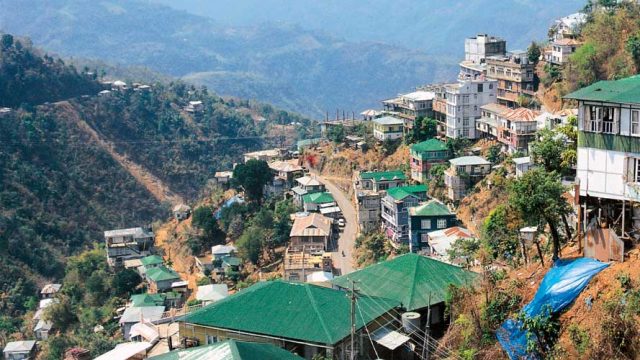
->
left=360, top=170, right=407, bottom=182
left=104, top=227, right=153, bottom=238
left=502, top=107, right=540, bottom=122
left=332, top=253, right=477, bottom=311
left=564, top=75, right=640, bottom=104
left=409, top=200, right=452, bottom=217
left=3, top=340, right=36, bottom=353
left=373, top=116, right=405, bottom=126
left=290, top=213, right=332, bottom=237
left=119, top=306, right=165, bottom=324
left=302, top=192, right=334, bottom=204
left=146, top=266, right=180, bottom=282
left=449, top=156, right=490, bottom=166
left=130, top=293, right=166, bottom=307
left=295, top=176, right=323, bottom=187
left=387, top=185, right=428, bottom=201
left=148, top=340, right=304, bottom=360
left=182, top=281, right=398, bottom=345
left=411, top=139, right=448, bottom=153
left=481, top=103, right=511, bottom=115
left=140, top=255, right=164, bottom=266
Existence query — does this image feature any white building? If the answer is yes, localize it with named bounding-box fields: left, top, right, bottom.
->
left=373, top=116, right=405, bottom=141
left=444, top=78, right=498, bottom=139
left=551, top=12, right=587, bottom=41
left=548, top=38, right=582, bottom=65
left=566, top=76, right=640, bottom=203
left=464, top=34, right=507, bottom=64
left=513, top=156, right=534, bottom=178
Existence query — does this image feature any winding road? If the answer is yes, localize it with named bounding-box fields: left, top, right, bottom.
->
left=317, top=174, right=357, bottom=275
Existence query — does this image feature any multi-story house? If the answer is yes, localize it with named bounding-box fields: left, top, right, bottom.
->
left=283, top=249, right=332, bottom=282
left=444, top=156, right=492, bottom=201
left=289, top=213, right=333, bottom=254
left=354, top=190, right=383, bottom=234
left=444, top=78, right=498, bottom=139
left=486, top=52, right=536, bottom=108
left=243, top=148, right=287, bottom=163
left=547, top=38, right=582, bottom=65
left=372, top=116, right=405, bottom=141
left=410, top=139, right=451, bottom=183
left=382, top=90, right=435, bottom=128
left=550, top=12, right=587, bottom=41
left=497, top=107, right=540, bottom=154
left=381, top=185, right=429, bottom=246
left=565, top=76, right=640, bottom=231
left=292, top=175, right=325, bottom=204
left=266, top=159, right=304, bottom=197
left=354, top=170, right=407, bottom=193
left=408, top=200, right=457, bottom=252
left=476, top=103, right=508, bottom=139
left=104, top=227, right=154, bottom=267
left=464, top=34, right=507, bottom=64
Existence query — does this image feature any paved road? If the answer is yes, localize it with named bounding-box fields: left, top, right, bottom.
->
left=318, top=175, right=357, bottom=275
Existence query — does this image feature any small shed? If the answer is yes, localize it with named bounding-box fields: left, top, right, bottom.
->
left=3, top=340, right=37, bottom=360
left=172, top=204, right=191, bottom=221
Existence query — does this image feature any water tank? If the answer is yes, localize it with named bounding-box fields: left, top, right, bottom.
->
left=401, top=312, right=421, bottom=333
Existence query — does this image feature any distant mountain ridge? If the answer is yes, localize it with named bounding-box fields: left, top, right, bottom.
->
left=152, top=0, right=585, bottom=55
left=0, top=0, right=455, bottom=117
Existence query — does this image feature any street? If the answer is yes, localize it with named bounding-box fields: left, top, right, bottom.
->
left=318, top=175, right=357, bottom=275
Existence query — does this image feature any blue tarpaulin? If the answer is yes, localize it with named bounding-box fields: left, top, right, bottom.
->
left=497, top=258, right=610, bottom=359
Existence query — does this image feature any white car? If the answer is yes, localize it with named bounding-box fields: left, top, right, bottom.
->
left=337, top=218, right=346, bottom=227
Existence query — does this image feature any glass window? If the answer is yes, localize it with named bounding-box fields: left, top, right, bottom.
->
left=632, top=110, right=640, bottom=136
left=421, top=219, right=431, bottom=229
left=437, top=219, right=447, bottom=229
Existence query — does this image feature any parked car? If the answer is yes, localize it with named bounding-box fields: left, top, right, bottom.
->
left=337, top=218, right=346, bottom=227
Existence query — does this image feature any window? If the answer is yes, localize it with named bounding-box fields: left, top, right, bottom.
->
left=632, top=110, right=640, bottom=136
left=421, top=219, right=431, bottom=229
left=206, top=335, right=218, bottom=345
left=489, top=83, right=494, bottom=90
left=628, top=158, right=640, bottom=183
left=477, top=84, right=483, bottom=93
left=437, top=219, right=447, bottom=229
left=586, top=105, right=617, bottom=134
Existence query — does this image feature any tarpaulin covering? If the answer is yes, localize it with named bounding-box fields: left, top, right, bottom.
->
left=497, top=258, right=609, bottom=359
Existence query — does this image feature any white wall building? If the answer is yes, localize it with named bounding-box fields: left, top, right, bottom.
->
left=464, top=34, right=506, bottom=64
left=566, top=76, right=640, bottom=202
left=445, top=78, right=498, bottom=139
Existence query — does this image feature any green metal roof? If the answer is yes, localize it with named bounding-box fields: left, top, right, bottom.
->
left=302, top=192, right=335, bottom=204
left=182, top=280, right=399, bottom=345
left=130, top=293, right=166, bottom=307
left=140, top=255, right=164, bottom=267
left=146, top=266, right=180, bottom=282
left=148, top=339, right=303, bottom=360
left=411, top=139, right=448, bottom=153
left=332, top=253, right=477, bottom=311
left=409, top=200, right=452, bottom=217
left=387, top=185, right=428, bottom=201
left=222, top=256, right=242, bottom=267
left=564, top=75, right=640, bottom=104
left=360, top=170, right=407, bottom=182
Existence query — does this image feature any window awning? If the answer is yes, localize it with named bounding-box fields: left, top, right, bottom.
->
left=371, top=326, right=411, bottom=350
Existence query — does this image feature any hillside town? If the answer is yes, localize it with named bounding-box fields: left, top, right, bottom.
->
left=6, top=1, right=640, bottom=360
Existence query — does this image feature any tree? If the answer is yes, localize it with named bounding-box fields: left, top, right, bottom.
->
left=509, top=169, right=571, bottom=260
left=233, top=159, right=273, bottom=202
left=1, top=34, right=13, bottom=50
left=482, top=204, right=522, bottom=262
left=112, top=269, right=142, bottom=296
left=530, top=129, right=567, bottom=173
left=326, top=124, right=345, bottom=143
left=407, top=117, right=437, bottom=143
left=528, top=42, right=542, bottom=65
left=626, top=31, right=640, bottom=70
left=486, top=144, right=502, bottom=164
left=191, top=205, right=224, bottom=251
left=237, top=226, right=266, bottom=265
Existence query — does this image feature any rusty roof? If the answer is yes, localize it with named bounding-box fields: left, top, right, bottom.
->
left=290, top=213, right=332, bottom=237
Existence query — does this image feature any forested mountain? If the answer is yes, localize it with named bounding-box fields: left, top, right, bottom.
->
left=0, top=36, right=312, bottom=318
left=154, top=0, right=584, bottom=54
left=0, top=0, right=454, bottom=117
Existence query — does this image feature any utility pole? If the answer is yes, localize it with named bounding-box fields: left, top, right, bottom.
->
left=349, top=280, right=358, bottom=360
left=421, top=293, right=432, bottom=360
